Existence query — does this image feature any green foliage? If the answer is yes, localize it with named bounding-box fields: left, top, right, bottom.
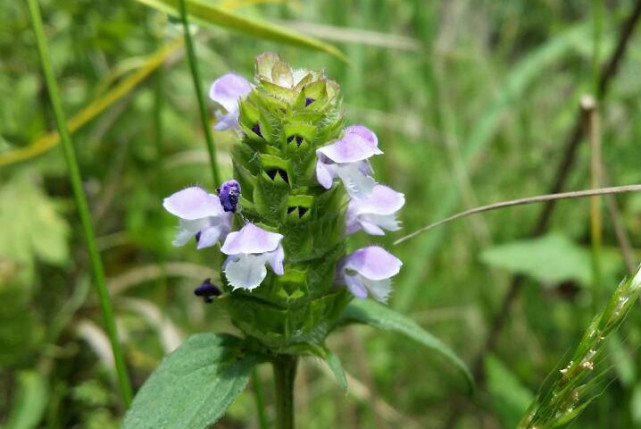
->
left=486, top=355, right=534, bottom=428
left=2, top=371, right=49, bottom=429
left=339, top=299, right=474, bottom=391
left=3, top=0, right=641, bottom=427
left=0, top=174, right=69, bottom=273
left=123, top=334, right=260, bottom=429
left=481, top=234, right=592, bottom=285
left=321, top=347, right=348, bottom=391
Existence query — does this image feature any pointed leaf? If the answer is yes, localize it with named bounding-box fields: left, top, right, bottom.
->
left=123, top=333, right=260, bottom=429
left=135, top=0, right=348, bottom=62
left=322, top=348, right=348, bottom=391
left=339, top=299, right=474, bottom=391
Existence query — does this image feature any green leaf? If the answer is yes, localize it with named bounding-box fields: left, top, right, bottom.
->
left=123, top=333, right=260, bottom=429
left=480, top=234, right=592, bottom=286
left=4, top=371, right=49, bottom=429
left=339, top=299, right=474, bottom=391
left=322, top=347, right=348, bottom=391
left=135, top=0, right=348, bottom=62
left=0, top=174, right=69, bottom=273
left=486, top=355, right=534, bottom=428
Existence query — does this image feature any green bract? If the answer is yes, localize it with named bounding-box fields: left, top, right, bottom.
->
left=224, top=53, right=351, bottom=353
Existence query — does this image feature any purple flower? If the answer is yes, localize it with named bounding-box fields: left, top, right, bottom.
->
left=217, top=179, right=241, bottom=213
left=346, top=184, right=405, bottom=235
left=163, top=186, right=232, bottom=249
left=209, top=73, right=252, bottom=130
left=193, top=279, right=221, bottom=303
left=335, top=246, right=402, bottom=303
left=315, top=125, right=382, bottom=198
left=220, top=223, right=285, bottom=290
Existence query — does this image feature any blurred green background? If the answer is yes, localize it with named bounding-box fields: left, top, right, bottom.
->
left=2, top=0, right=641, bottom=427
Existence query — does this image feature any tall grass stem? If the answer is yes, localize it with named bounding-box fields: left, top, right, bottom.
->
left=26, top=0, right=133, bottom=406
left=177, top=0, right=221, bottom=187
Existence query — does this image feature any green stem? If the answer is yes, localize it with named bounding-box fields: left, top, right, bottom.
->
left=273, top=356, right=297, bottom=429
left=27, top=0, right=133, bottom=407
left=177, top=0, right=221, bottom=187
left=252, top=368, right=270, bottom=429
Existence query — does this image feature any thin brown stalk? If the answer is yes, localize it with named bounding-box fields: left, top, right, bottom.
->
left=395, top=184, right=641, bottom=245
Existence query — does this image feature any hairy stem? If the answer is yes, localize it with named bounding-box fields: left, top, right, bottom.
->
left=27, top=0, right=133, bottom=406
left=177, top=0, right=221, bottom=187
left=273, top=356, right=297, bottom=429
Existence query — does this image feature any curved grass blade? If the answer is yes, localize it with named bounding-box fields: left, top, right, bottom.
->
left=339, top=299, right=474, bottom=391
left=0, top=38, right=184, bottom=167
left=134, top=0, right=348, bottom=62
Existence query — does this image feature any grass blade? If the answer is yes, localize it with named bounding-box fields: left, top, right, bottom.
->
left=26, top=0, right=133, bottom=406
left=135, top=0, right=348, bottom=62
left=177, top=0, right=220, bottom=186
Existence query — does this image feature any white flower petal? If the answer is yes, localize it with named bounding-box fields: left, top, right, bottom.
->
left=334, top=162, right=377, bottom=198
left=344, top=274, right=368, bottom=299
left=172, top=219, right=208, bottom=247
left=364, top=278, right=392, bottom=303
left=223, top=254, right=268, bottom=290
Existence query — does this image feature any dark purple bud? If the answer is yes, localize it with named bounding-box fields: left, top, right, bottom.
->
left=217, top=179, right=241, bottom=213
left=194, top=278, right=221, bottom=303
left=305, top=97, right=315, bottom=106
left=251, top=123, right=262, bottom=137
left=195, top=231, right=201, bottom=244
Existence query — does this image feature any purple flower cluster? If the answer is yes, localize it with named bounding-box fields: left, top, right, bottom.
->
left=315, top=125, right=404, bottom=302
left=163, top=64, right=404, bottom=303
left=163, top=184, right=283, bottom=290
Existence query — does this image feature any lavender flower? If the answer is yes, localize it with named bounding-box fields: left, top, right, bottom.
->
left=163, top=186, right=232, bottom=249
left=221, top=223, right=285, bottom=290
left=209, top=73, right=252, bottom=130
left=335, top=246, right=402, bottom=303
left=315, top=125, right=382, bottom=198
left=346, top=184, right=405, bottom=235
left=217, top=179, right=241, bottom=213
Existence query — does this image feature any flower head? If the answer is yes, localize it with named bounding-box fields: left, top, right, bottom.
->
left=209, top=73, right=253, bottom=130
left=336, top=246, right=402, bottom=303
left=256, top=51, right=320, bottom=89
left=163, top=186, right=232, bottom=249
left=315, top=125, right=382, bottom=198
left=346, top=184, right=405, bottom=235
left=221, top=223, right=284, bottom=290
left=217, top=179, right=241, bottom=213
